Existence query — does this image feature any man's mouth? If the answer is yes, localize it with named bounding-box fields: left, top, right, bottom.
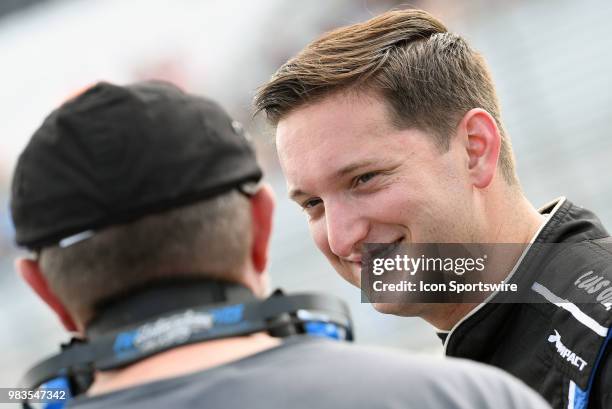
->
left=367, top=236, right=405, bottom=260
left=342, top=236, right=406, bottom=267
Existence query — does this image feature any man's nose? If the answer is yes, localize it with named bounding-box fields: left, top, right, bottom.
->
left=325, top=201, right=368, bottom=258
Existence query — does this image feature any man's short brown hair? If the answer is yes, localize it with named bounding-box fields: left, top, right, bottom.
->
left=254, top=9, right=517, bottom=184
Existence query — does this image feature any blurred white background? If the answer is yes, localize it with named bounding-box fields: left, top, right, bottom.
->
left=1, top=0, right=611, bottom=393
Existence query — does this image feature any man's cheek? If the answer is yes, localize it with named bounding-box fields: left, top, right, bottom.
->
left=347, top=265, right=362, bottom=288
left=330, top=260, right=360, bottom=288
left=309, top=221, right=330, bottom=255
left=309, top=221, right=359, bottom=287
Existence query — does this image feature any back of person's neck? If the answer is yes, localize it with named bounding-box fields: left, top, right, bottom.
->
left=82, top=278, right=280, bottom=396
left=88, top=332, right=281, bottom=396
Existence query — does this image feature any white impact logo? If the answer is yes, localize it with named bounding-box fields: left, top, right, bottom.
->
left=547, top=330, right=587, bottom=371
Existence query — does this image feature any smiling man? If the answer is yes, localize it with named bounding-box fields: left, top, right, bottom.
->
left=11, top=80, right=550, bottom=409
left=254, top=9, right=612, bottom=409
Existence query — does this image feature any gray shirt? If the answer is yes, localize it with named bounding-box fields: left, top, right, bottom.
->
left=68, top=336, right=550, bottom=409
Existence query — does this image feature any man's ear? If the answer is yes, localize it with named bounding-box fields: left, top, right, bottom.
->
left=249, top=184, right=275, bottom=273
left=459, top=108, right=501, bottom=189
left=16, top=258, right=79, bottom=332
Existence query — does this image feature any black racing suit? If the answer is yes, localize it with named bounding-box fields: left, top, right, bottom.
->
left=440, top=198, right=612, bottom=409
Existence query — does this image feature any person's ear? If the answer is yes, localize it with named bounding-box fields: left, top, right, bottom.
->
left=249, top=184, right=275, bottom=273
left=15, top=257, right=79, bottom=332
left=459, top=108, right=501, bottom=189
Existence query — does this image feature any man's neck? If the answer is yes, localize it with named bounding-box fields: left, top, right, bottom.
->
left=87, top=333, right=280, bottom=396
left=422, top=192, right=546, bottom=331
left=486, top=192, right=546, bottom=245
left=422, top=303, right=479, bottom=332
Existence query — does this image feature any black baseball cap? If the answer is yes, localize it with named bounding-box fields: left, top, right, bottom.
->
left=10, top=80, right=263, bottom=249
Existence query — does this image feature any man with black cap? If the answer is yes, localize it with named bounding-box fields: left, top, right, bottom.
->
left=9, top=80, right=549, bottom=409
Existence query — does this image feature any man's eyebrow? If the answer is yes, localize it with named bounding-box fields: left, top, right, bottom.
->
left=335, top=159, right=378, bottom=178
left=288, top=188, right=307, bottom=202
left=288, top=160, right=381, bottom=201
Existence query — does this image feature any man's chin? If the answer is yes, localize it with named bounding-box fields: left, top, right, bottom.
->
left=334, top=266, right=361, bottom=289
left=372, top=302, right=425, bottom=317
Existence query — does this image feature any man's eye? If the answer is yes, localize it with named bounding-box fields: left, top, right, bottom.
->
left=302, top=198, right=322, bottom=209
left=353, top=171, right=379, bottom=187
